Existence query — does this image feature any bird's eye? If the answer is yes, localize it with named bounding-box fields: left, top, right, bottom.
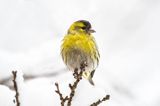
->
left=81, top=26, right=86, bottom=30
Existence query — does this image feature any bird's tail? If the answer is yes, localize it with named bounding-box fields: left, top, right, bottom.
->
left=88, top=77, right=94, bottom=85
left=82, top=70, right=95, bottom=86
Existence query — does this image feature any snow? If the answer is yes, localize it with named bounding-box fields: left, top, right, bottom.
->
left=0, top=0, right=160, bottom=106
left=0, top=85, right=14, bottom=106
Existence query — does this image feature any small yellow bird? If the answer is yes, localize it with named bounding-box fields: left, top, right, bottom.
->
left=61, top=20, right=100, bottom=85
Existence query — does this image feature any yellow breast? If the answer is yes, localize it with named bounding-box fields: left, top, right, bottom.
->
left=61, top=33, right=96, bottom=54
left=61, top=33, right=100, bottom=69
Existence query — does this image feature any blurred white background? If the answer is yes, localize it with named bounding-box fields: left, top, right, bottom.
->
left=0, top=0, right=160, bottom=106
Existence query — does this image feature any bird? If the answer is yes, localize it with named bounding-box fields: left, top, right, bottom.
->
left=61, top=20, right=100, bottom=85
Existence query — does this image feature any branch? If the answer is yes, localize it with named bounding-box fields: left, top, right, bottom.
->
left=55, top=62, right=110, bottom=106
left=55, top=83, right=69, bottom=106
left=55, top=62, right=86, bottom=106
left=67, top=68, right=83, bottom=106
left=90, top=95, right=110, bottom=106
left=12, top=71, right=20, bottom=106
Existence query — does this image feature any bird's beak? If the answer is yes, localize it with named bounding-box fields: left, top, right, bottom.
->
left=88, top=29, right=96, bottom=33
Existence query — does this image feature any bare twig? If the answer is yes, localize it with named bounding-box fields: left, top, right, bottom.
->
left=55, top=62, right=110, bottom=106
left=55, top=68, right=83, bottom=106
left=12, top=71, right=20, bottom=106
left=55, top=62, right=86, bottom=106
left=90, top=95, right=110, bottom=106
left=67, top=68, right=83, bottom=106
left=55, top=83, right=69, bottom=106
